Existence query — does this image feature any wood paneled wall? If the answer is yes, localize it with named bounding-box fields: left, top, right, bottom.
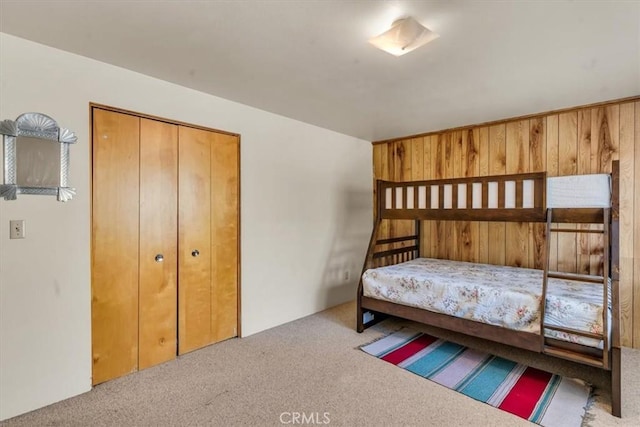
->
left=372, top=97, right=640, bottom=348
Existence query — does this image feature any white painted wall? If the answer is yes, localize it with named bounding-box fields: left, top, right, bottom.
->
left=0, top=33, right=372, bottom=421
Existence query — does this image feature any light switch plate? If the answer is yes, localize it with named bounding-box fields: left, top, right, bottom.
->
left=10, top=220, right=25, bottom=239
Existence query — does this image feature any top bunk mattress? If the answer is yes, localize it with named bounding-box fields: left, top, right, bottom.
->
left=362, top=258, right=608, bottom=348
left=547, top=174, right=611, bottom=208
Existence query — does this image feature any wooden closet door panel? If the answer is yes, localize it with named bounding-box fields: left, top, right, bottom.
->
left=210, top=133, right=239, bottom=342
left=91, top=109, right=140, bottom=384
left=139, top=118, right=178, bottom=369
left=178, top=126, right=213, bottom=354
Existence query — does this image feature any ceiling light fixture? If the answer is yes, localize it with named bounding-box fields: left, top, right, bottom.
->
left=369, top=17, right=439, bottom=57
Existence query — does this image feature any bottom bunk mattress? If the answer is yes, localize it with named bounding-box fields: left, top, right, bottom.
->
left=362, top=258, right=608, bottom=349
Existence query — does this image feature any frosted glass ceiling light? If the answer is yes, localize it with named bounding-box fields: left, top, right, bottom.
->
left=369, top=17, right=439, bottom=56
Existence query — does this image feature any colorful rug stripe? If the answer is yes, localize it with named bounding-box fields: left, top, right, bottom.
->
left=361, top=329, right=591, bottom=427
left=498, top=367, right=552, bottom=419
left=381, top=333, right=438, bottom=365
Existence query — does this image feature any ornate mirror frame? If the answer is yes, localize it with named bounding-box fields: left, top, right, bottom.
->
left=0, top=112, right=77, bottom=201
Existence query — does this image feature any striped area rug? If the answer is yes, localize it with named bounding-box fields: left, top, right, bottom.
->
left=361, top=329, right=592, bottom=427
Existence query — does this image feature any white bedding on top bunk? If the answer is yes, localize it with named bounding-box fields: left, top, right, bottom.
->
left=362, top=258, right=608, bottom=348
left=547, top=174, right=611, bottom=208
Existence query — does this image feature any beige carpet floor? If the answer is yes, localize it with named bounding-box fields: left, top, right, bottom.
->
left=2, top=301, right=639, bottom=426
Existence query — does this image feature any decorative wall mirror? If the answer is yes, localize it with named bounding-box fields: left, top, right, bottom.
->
left=0, top=112, right=77, bottom=201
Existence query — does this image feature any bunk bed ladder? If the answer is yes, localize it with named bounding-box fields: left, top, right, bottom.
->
left=541, top=208, right=611, bottom=369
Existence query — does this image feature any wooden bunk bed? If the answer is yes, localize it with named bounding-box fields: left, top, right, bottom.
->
left=356, top=161, right=622, bottom=417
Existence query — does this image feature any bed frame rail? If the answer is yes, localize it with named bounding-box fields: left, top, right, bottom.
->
left=377, top=172, right=546, bottom=222
left=371, top=238, right=419, bottom=268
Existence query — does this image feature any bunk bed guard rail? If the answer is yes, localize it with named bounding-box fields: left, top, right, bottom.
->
left=377, top=172, right=547, bottom=222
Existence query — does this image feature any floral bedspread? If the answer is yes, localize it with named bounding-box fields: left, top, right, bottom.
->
left=362, top=258, right=608, bottom=348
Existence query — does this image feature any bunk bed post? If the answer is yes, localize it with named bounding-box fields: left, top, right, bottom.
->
left=540, top=208, right=552, bottom=350
left=357, top=180, right=383, bottom=332
left=415, top=219, right=421, bottom=258
left=602, top=208, right=611, bottom=369
left=610, top=160, right=621, bottom=417
left=357, top=219, right=380, bottom=332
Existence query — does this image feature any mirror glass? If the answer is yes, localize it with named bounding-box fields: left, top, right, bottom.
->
left=15, top=136, right=61, bottom=188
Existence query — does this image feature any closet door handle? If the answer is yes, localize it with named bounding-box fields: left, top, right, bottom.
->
left=192, top=249, right=200, bottom=257
left=155, top=254, right=164, bottom=263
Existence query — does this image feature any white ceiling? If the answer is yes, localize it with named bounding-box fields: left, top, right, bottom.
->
left=1, top=0, right=639, bottom=141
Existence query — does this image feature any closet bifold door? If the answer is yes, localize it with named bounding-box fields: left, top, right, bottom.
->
left=178, top=126, right=214, bottom=354
left=92, top=110, right=179, bottom=384
left=210, top=132, right=239, bottom=343
left=138, top=118, right=178, bottom=369
left=177, top=127, right=239, bottom=353
left=92, top=109, right=140, bottom=385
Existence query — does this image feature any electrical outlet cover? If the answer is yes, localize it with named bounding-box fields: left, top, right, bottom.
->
left=10, top=220, right=25, bottom=239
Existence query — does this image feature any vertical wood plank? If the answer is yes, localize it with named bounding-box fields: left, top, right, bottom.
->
left=635, top=101, right=640, bottom=347
left=558, top=112, right=578, bottom=273
left=432, top=135, right=442, bottom=256
left=386, top=141, right=396, bottom=180
left=390, top=142, right=401, bottom=243
left=422, top=137, right=433, bottom=256
left=91, top=109, right=140, bottom=384
left=577, top=109, right=592, bottom=275
left=464, top=129, right=480, bottom=262
left=433, top=134, right=445, bottom=258
left=138, top=118, right=178, bottom=370
left=604, top=105, right=623, bottom=345
left=403, top=140, right=413, bottom=242
left=619, top=104, right=634, bottom=259
left=210, top=133, right=240, bottom=343
left=426, top=135, right=438, bottom=258
left=411, top=137, right=424, bottom=181
left=546, top=114, right=559, bottom=271
left=529, top=117, right=546, bottom=269
left=453, top=131, right=464, bottom=261
left=530, top=117, right=547, bottom=172
left=443, top=133, right=454, bottom=260
left=592, top=106, right=619, bottom=173
left=609, top=105, right=621, bottom=162
left=396, top=140, right=412, bottom=247
left=619, top=103, right=634, bottom=348
left=478, top=127, right=490, bottom=264
left=505, top=120, right=529, bottom=267
left=379, top=143, right=390, bottom=246
left=385, top=142, right=396, bottom=244
left=591, top=106, right=620, bottom=277
left=411, top=137, right=425, bottom=257
left=609, top=104, right=622, bottom=354
left=488, top=124, right=506, bottom=265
